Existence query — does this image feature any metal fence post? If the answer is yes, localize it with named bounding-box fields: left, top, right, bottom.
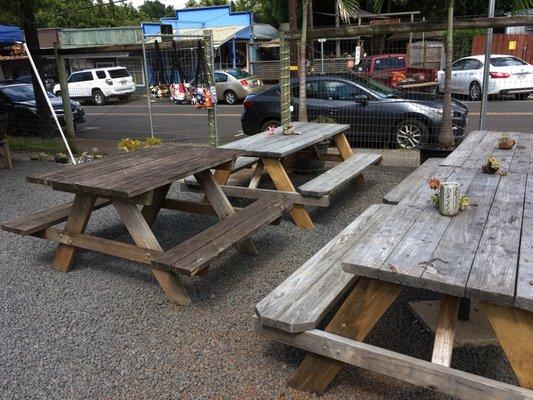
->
left=141, top=36, right=155, bottom=138
left=203, top=30, right=218, bottom=147
left=280, top=23, right=291, bottom=129
left=479, top=0, right=495, bottom=130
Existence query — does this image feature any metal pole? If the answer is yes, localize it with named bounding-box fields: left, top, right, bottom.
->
left=54, top=42, right=78, bottom=155
left=204, top=30, right=218, bottom=147
left=141, top=36, right=155, bottom=138
left=479, top=0, right=495, bottom=130
left=280, top=23, right=291, bottom=129
left=320, top=40, right=325, bottom=74
left=22, top=42, right=76, bottom=164
left=408, top=13, right=414, bottom=63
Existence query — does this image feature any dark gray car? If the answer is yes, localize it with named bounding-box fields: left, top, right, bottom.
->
left=241, top=74, right=468, bottom=149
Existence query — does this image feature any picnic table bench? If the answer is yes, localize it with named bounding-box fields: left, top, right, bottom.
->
left=2, top=145, right=290, bottom=305
left=183, top=122, right=381, bottom=229
left=255, top=130, right=533, bottom=399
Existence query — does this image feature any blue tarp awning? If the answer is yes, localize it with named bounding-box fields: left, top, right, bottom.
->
left=0, top=25, right=23, bottom=45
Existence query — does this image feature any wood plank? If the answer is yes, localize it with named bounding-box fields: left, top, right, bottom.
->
left=255, top=320, right=533, bottom=400
left=383, top=158, right=441, bottom=205
left=262, top=157, right=314, bottom=229
left=112, top=200, right=190, bottom=305
left=162, top=198, right=242, bottom=216
left=248, top=159, right=264, bottom=189
left=52, top=194, right=97, bottom=273
left=38, top=227, right=164, bottom=267
left=510, top=132, right=533, bottom=174
left=483, top=302, right=533, bottom=389
left=515, top=176, right=533, bottom=312
left=179, top=183, right=330, bottom=207
left=419, top=171, right=501, bottom=296
left=431, top=295, right=460, bottom=367
left=288, top=278, right=402, bottom=395
left=2, top=198, right=110, bottom=236
left=378, top=167, right=478, bottom=288
left=440, top=130, right=485, bottom=167
left=195, top=169, right=258, bottom=256
left=153, top=198, right=287, bottom=275
left=461, top=131, right=500, bottom=170
left=342, top=166, right=456, bottom=279
left=298, top=153, right=382, bottom=197
left=256, top=204, right=394, bottom=333
left=466, top=173, right=527, bottom=305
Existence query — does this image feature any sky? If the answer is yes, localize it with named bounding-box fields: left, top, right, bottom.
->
left=130, top=0, right=188, bottom=9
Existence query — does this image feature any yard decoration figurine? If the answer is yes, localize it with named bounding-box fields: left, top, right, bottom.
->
left=498, top=134, right=515, bottom=149
left=428, top=177, right=470, bottom=216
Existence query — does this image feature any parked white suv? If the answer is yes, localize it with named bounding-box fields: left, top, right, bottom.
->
left=53, top=67, right=135, bottom=105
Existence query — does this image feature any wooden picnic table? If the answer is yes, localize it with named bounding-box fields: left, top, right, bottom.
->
left=2, top=144, right=289, bottom=305
left=216, top=122, right=381, bottom=229
left=255, top=130, right=533, bottom=399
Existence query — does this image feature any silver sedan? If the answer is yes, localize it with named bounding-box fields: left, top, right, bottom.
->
left=214, top=69, right=265, bottom=104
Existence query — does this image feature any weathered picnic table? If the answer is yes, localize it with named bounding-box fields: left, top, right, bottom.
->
left=2, top=145, right=290, bottom=305
left=255, top=130, right=533, bottom=399
left=194, top=122, right=382, bottom=229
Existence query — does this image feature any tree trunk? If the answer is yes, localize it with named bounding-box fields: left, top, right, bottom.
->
left=335, top=0, right=341, bottom=58
left=289, top=0, right=298, bottom=77
left=437, top=0, right=456, bottom=148
left=20, top=0, right=53, bottom=138
left=298, top=0, right=309, bottom=122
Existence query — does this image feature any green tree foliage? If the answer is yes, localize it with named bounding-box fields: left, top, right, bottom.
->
left=139, top=0, right=175, bottom=20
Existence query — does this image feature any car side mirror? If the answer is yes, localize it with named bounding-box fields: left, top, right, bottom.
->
left=355, top=94, right=368, bottom=106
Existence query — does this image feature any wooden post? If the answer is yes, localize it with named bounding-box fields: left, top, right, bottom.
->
left=0, top=140, right=13, bottom=170
left=54, top=43, right=79, bottom=154
left=431, top=295, right=460, bottom=367
left=203, top=30, right=218, bottom=147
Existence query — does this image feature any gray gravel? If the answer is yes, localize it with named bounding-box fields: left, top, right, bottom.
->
left=0, top=159, right=517, bottom=400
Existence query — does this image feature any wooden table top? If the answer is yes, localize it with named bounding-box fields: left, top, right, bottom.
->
left=221, top=122, right=350, bottom=158
left=28, top=145, right=243, bottom=199
left=342, top=137, right=532, bottom=312
left=441, top=130, right=532, bottom=174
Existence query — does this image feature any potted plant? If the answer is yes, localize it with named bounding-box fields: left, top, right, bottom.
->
left=481, top=156, right=506, bottom=175
left=498, top=134, right=515, bottom=149
left=428, top=177, right=470, bottom=217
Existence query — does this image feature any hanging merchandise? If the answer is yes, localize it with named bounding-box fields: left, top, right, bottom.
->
left=169, top=40, right=193, bottom=104
left=149, top=40, right=170, bottom=99
left=188, top=40, right=217, bottom=109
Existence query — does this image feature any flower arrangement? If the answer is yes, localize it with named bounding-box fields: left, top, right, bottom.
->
left=498, top=134, right=515, bottom=149
left=428, top=177, right=470, bottom=214
left=482, top=156, right=507, bottom=175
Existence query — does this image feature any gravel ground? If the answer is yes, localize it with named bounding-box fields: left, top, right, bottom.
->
left=0, top=159, right=517, bottom=400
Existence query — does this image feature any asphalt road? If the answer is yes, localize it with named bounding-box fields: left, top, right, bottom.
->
left=76, top=96, right=533, bottom=145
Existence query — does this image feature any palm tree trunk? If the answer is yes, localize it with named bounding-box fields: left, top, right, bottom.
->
left=438, top=0, right=455, bottom=147
left=298, top=0, right=309, bottom=122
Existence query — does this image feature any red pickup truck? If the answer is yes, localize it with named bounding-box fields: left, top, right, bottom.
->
left=356, top=54, right=438, bottom=91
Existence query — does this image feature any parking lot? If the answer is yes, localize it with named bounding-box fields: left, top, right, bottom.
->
left=76, top=95, right=533, bottom=146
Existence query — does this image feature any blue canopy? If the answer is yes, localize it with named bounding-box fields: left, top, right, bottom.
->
left=0, top=25, right=23, bottom=45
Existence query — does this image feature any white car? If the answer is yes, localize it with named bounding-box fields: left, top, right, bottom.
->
left=437, top=55, right=533, bottom=100
left=53, top=67, right=135, bottom=105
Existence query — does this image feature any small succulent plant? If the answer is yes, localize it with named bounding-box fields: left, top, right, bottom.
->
left=144, top=137, right=162, bottom=147
left=498, top=134, right=511, bottom=143
left=118, top=138, right=143, bottom=152
left=498, top=134, right=515, bottom=149
left=482, top=156, right=504, bottom=174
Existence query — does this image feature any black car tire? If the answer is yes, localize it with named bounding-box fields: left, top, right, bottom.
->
left=468, top=82, right=481, bottom=101
left=92, top=89, right=106, bottom=105
left=224, top=90, right=238, bottom=105
left=260, top=119, right=281, bottom=133
left=514, top=93, right=530, bottom=101
left=394, top=118, right=428, bottom=149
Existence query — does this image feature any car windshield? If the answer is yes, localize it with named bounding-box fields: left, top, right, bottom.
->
left=490, top=56, right=527, bottom=67
left=350, top=74, right=396, bottom=98
left=0, top=85, right=55, bottom=102
left=226, top=69, right=251, bottom=79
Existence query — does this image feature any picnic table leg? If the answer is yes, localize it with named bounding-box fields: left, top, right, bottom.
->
left=431, top=295, right=460, bottom=367
left=483, top=303, right=533, bottom=389
left=195, top=170, right=258, bottom=256
left=262, top=157, right=314, bottom=229
left=288, top=277, right=402, bottom=394
left=248, top=160, right=264, bottom=189
left=214, top=169, right=231, bottom=185
left=52, top=194, right=96, bottom=272
left=332, top=132, right=365, bottom=184
left=113, top=200, right=191, bottom=305
left=141, top=184, right=171, bottom=227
